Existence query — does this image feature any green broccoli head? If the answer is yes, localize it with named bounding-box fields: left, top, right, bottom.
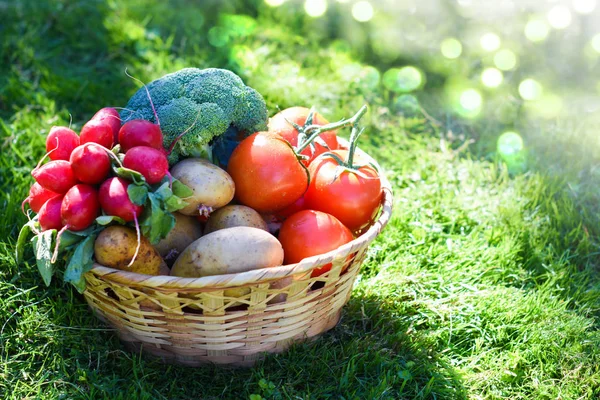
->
left=121, top=68, right=268, bottom=164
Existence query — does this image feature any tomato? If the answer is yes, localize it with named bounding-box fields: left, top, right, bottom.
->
left=227, top=131, right=309, bottom=213
left=305, top=150, right=382, bottom=231
left=269, top=107, right=338, bottom=165
left=278, top=210, right=354, bottom=277
left=273, top=195, right=307, bottom=221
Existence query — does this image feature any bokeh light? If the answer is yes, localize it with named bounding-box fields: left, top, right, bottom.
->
left=305, top=0, right=327, bottom=17
left=497, top=131, right=524, bottom=156
left=591, top=33, right=600, bottom=53
left=572, top=0, right=596, bottom=14
left=494, top=49, right=517, bottom=70
left=519, top=79, right=543, bottom=101
left=481, top=68, right=503, bottom=88
left=352, top=1, right=374, bottom=22
left=460, top=89, right=482, bottom=111
left=441, top=38, right=462, bottom=59
left=524, top=19, right=550, bottom=42
left=480, top=33, right=501, bottom=52
left=382, top=66, right=423, bottom=93
left=264, top=0, right=285, bottom=6
left=208, top=27, right=229, bottom=47
left=547, top=6, right=572, bottom=29
left=357, top=66, right=381, bottom=90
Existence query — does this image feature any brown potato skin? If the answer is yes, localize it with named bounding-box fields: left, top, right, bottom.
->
left=170, top=158, right=235, bottom=216
left=155, top=213, right=203, bottom=264
left=204, top=205, right=268, bottom=234
left=94, top=226, right=167, bottom=276
left=170, top=227, right=283, bottom=279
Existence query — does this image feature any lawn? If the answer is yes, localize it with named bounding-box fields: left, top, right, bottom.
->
left=1, top=1, right=600, bottom=399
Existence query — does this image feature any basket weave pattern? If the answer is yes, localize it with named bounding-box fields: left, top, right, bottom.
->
left=83, top=180, right=393, bottom=366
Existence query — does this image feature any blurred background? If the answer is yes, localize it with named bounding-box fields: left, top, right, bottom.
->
left=3, top=0, right=600, bottom=178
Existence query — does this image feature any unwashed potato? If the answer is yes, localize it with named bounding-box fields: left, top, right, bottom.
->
left=171, top=227, right=284, bottom=297
left=170, top=158, right=235, bottom=216
left=204, top=205, right=268, bottom=234
left=94, top=226, right=168, bottom=276
left=155, top=212, right=203, bottom=265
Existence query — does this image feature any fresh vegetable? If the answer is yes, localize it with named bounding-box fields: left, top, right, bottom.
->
left=118, top=119, right=163, bottom=152
left=69, top=143, right=111, bottom=184
left=91, top=107, right=121, bottom=144
left=306, top=149, right=382, bottom=231
left=268, top=107, right=338, bottom=164
left=23, top=182, right=59, bottom=213
left=98, top=177, right=144, bottom=222
left=45, top=126, right=80, bottom=161
left=80, top=119, right=114, bottom=149
left=273, top=196, right=307, bottom=221
left=94, top=226, right=167, bottom=275
left=204, top=205, right=268, bottom=235
left=61, top=184, right=100, bottom=231
left=170, top=227, right=283, bottom=292
left=38, top=195, right=64, bottom=231
left=227, top=131, right=309, bottom=213
left=169, top=158, right=234, bottom=217
left=31, top=160, right=77, bottom=194
left=278, top=210, right=354, bottom=277
left=120, top=68, right=269, bottom=163
left=123, top=146, right=169, bottom=185
left=154, top=212, right=203, bottom=264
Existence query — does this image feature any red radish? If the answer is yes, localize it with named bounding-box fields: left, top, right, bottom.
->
left=69, top=143, right=111, bottom=184
left=23, top=182, right=59, bottom=213
left=80, top=119, right=114, bottom=149
left=92, top=107, right=121, bottom=144
left=99, top=177, right=144, bottom=222
left=45, top=127, right=80, bottom=161
left=38, top=195, right=65, bottom=231
left=118, top=120, right=163, bottom=152
left=31, top=160, right=78, bottom=194
left=123, top=146, right=169, bottom=185
left=61, top=184, right=100, bottom=231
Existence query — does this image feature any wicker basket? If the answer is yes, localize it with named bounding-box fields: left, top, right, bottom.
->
left=83, top=153, right=393, bottom=367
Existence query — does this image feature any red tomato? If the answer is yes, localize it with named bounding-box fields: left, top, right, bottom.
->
left=269, top=107, right=338, bottom=165
left=273, top=195, right=307, bottom=221
left=305, top=150, right=382, bottom=231
left=227, top=132, right=309, bottom=213
left=279, top=210, right=354, bottom=277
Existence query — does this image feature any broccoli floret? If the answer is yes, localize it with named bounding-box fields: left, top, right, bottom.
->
left=121, top=68, right=268, bottom=164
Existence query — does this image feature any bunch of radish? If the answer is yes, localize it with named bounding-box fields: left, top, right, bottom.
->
left=24, top=108, right=171, bottom=235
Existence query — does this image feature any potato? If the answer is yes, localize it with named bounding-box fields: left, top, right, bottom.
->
left=170, top=158, right=235, bottom=216
left=204, top=205, right=268, bottom=234
left=94, top=226, right=168, bottom=276
left=155, top=213, right=203, bottom=265
left=171, top=227, right=284, bottom=297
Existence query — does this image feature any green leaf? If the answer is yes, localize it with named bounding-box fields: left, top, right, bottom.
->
left=58, top=231, right=84, bottom=252
left=172, top=180, right=193, bottom=198
left=113, top=166, right=146, bottom=184
left=164, top=195, right=188, bottom=212
left=153, top=182, right=173, bottom=201
left=127, top=184, right=148, bottom=206
left=16, top=220, right=36, bottom=264
left=64, top=234, right=97, bottom=293
left=111, top=144, right=121, bottom=155
left=32, top=230, right=56, bottom=286
left=96, top=215, right=126, bottom=225
left=65, top=225, right=103, bottom=237
left=140, top=193, right=175, bottom=244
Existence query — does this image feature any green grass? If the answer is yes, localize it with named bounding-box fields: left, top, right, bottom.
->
left=1, top=1, right=600, bottom=399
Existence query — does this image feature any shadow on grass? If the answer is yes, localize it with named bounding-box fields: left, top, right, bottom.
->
left=60, top=291, right=466, bottom=399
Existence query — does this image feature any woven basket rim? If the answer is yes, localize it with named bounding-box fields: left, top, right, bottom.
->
left=87, top=144, right=393, bottom=291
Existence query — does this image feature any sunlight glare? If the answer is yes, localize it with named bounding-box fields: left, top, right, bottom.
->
left=305, top=0, right=327, bottom=17
left=480, top=33, right=501, bottom=52
left=441, top=38, right=462, bottom=59
left=518, top=79, right=543, bottom=101
left=481, top=68, right=503, bottom=88
left=547, top=5, right=572, bottom=29
left=352, top=1, right=374, bottom=22
left=525, top=19, right=550, bottom=42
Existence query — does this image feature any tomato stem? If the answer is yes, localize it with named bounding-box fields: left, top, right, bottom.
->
left=295, top=105, right=368, bottom=153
